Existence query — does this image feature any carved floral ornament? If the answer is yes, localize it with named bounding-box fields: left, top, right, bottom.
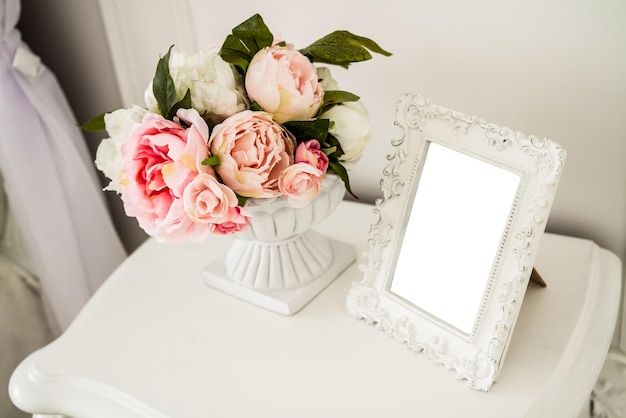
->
left=346, top=93, right=566, bottom=391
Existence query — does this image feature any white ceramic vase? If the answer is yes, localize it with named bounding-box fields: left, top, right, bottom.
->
left=203, top=174, right=356, bottom=315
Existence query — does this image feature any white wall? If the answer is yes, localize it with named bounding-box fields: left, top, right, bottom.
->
left=18, top=0, right=626, bottom=347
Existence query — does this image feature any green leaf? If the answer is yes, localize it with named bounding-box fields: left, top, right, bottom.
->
left=218, top=44, right=252, bottom=74
left=153, top=45, right=178, bottom=118
left=232, top=14, right=273, bottom=50
left=236, top=194, right=249, bottom=207
left=319, top=90, right=360, bottom=114
left=283, top=119, right=330, bottom=143
left=321, top=145, right=337, bottom=156
left=219, top=14, right=274, bottom=74
left=322, top=133, right=345, bottom=159
left=323, top=90, right=360, bottom=105
left=329, top=161, right=356, bottom=199
left=201, top=154, right=221, bottom=167
left=80, top=112, right=107, bottom=132
left=300, top=31, right=392, bottom=68
left=165, top=88, right=192, bottom=120
left=250, top=102, right=263, bottom=111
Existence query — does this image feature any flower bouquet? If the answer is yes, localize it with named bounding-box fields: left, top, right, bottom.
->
left=85, top=14, right=389, bottom=313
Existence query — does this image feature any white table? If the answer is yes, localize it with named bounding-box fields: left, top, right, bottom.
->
left=9, top=201, right=622, bottom=418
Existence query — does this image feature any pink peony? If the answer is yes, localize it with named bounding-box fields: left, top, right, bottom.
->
left=295, top=140, right=329, bottom=172
left=245, top=46, right=323, bottom=123
left=183, top=173, right=251, bottom=234
left=278, top=163, right=324, bottom=208
left=209, top=110, right=295, bottom=198
left=120, top=108, right=213, bottom=242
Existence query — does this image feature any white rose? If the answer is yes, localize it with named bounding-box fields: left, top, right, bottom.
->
left=95, top=105, right=146, bottom=193
left=321, top=101, right=371, bottom=162
left=144, top=48, right=248, bottom=125
left=316, top=67, right=339, bottom=91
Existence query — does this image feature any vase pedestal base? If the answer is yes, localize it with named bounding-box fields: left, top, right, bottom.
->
left=203, top=238, right=356, bottom=315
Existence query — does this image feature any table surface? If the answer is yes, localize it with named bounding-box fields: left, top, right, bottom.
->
left=9, top=201, right=622, bottom=418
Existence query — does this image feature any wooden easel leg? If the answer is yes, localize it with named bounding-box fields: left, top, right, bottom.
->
left=530, top=267, right=547, bottom=287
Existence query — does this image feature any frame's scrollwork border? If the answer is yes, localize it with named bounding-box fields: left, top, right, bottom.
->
left=346, top=93, right=566, bottom=391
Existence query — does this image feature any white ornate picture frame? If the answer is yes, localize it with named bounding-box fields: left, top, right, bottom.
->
left=346, top=93, right=566, bottom=391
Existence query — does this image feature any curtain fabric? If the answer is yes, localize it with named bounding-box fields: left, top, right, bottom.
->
left=0, top=0, right=126, bottom=334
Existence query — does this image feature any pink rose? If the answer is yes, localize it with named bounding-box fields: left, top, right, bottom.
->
left=210, top=207, right=251, bottom=235
left=183, top=173, right=251, bottom=235
left=278, top=163, right=324, bottom=208
left=209, top=110, right=295, bottom=198
left=295, top=140, right=329, bottom=172
left=120, top=108, right=212, bottom=242
left=245, top=46, right=323, bottom=123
